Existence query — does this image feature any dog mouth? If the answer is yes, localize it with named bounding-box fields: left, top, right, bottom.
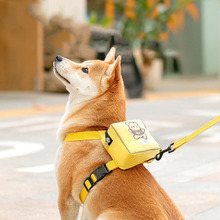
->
left=53, top=66, right=70, bottom=84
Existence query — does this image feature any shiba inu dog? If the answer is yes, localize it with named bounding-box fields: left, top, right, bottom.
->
left=54, top=48, right=184, bottom=220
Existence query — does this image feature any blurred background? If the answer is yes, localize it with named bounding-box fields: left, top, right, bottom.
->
left=0, top=0, right=220, bottom=219
left=1, top=0, right=220, bottom=97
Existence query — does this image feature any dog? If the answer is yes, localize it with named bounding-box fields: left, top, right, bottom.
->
left=54, top=47, right=185, bottom=220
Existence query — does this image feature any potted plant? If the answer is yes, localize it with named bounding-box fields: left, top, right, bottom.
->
left=102, top=0, right=199, bottom=90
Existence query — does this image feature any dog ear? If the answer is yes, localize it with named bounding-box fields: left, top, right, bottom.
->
left=105, top=55, right=121, bottom=79
left=105, top=47, right=116, bottom=64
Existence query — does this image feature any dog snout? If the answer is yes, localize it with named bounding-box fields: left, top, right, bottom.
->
left=55, top=55, right=63, bottom=62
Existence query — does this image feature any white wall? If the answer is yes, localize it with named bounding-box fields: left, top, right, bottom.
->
left=41, top=0, right=87, bottom=22
left=201, top=0, right=220, bottom=75
left=165, top=0, right=220, bottom=75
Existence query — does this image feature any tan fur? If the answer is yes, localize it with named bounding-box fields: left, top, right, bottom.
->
left=54, top=48, right=185, bottom=220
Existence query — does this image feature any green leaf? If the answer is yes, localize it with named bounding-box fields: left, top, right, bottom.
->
left=89, top=11, right=98, bottom=25
left=100, top=17, right=112, bottom=27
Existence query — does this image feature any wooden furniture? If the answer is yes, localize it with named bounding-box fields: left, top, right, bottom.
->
left=0, top=0, right=43, bottom=90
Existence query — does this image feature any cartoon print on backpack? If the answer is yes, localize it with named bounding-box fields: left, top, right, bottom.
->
left=126, top=122, right=148, bottom=140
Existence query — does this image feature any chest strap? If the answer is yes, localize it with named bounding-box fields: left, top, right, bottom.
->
left=64, top=130, right=118, bottom=203
left=80, top=160, right=118, bottom=203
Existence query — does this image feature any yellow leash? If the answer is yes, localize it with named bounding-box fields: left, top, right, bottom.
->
left=152, top=115, right=220, bottom=161
left=64, top=116, right=220, bottom=203
left=173, top=115, right=220, bottom=150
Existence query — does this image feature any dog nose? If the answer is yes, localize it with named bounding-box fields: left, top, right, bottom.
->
left=55, top=55, right=63, bottom=62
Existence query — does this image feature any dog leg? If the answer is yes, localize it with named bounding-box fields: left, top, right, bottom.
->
left=58, top=193, right=80, bottom=220
left=80, top=204, right=90, bottom=220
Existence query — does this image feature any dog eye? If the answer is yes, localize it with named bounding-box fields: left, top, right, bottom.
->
left=82, top=67, right=88, bottom=74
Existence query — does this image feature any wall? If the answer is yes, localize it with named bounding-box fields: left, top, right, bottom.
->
left=41, top=0, right=87, bottom=22
left=0, top=0, right=43, bottom=90
left=201, top=0, right=220, bottom=75
left=165, top=0, right=220, bottom=75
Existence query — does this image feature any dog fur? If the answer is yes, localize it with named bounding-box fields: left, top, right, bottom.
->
left=54, top=48, right=185, bottom=220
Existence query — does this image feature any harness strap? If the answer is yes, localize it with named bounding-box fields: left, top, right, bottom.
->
left=65, top=130, right=106, bottom=142
left=80, top=160, right=118, bottom=203
left=64, top=130, right=119, bottom=203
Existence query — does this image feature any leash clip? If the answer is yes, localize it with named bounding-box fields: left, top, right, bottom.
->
left=155, top=143, right=175, bottom=161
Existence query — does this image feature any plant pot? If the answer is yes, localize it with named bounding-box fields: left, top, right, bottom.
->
left=133, top=49, right=164, bottom=91
left=143, top=58, right=163, bottom=90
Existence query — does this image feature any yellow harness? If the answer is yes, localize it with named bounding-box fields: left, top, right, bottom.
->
left=64, top=116, right=220, bottom=204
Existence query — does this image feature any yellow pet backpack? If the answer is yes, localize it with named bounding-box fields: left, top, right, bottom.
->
left=64, top=116, right=220, bottom=203
left=101, top=120, right=161, bottom=170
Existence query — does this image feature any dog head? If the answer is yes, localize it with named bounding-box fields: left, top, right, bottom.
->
left=53, top=47, right=122, bottom=103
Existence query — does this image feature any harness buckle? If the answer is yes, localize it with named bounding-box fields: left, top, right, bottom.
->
left=83, top=176, right=95, bottom=192
left=83, top=164, right=112, bottom=192
left=93, top=164, right=112, bottom=181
